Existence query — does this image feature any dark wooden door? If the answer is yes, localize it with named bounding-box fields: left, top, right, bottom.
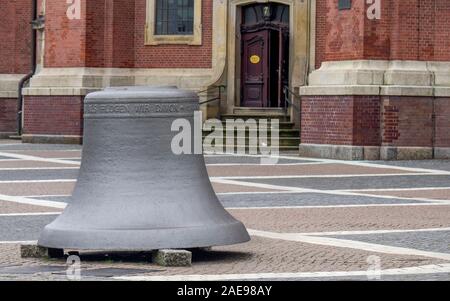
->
left=241, top=30, right=269, bottom=107
left=240, top=2, right=289, bottom=108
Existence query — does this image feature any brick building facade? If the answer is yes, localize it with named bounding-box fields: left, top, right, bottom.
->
left=0, top=0, right=449, bottom=160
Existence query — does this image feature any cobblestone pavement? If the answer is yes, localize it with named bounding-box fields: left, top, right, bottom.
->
left=0, top=140, right=450, bottom=281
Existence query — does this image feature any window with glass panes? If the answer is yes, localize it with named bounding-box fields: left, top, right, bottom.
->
left=155, top=0, right=194, bottom=35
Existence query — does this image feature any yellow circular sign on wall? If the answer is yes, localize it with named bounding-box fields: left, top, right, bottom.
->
left=250, top=55, right=261, bottom=64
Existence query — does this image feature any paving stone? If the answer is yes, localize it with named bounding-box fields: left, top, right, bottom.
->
left=0, top=169, right=78, bottom=181
left=229, top=206, right=450, bottom=233
left=327, top=231, right=450, bottom=254
left=0, top=200, right=62, bottom=214
left=373, top=160, right=450, bottom=172
left=219, top=193, right=426, bottom=208
left=0, top=215, right=58, bottom=241
left=240, top=175, right=450, bottom=190
left=205, top=156, right=311, bottom=165
left=53, top=268, right=153, bottom=277
left=0, top=265, right=67, bottom=275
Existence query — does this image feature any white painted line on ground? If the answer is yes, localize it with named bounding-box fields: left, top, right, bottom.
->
left=212, top=178, right=450, bottom=204
left=344, top=187, right=450, bottom=192
left=217, top=187, right=450, bottom=196
left=0, top=145, right=24, bottom=148
left=248, top=229, right=450, bottom=261
left=205, top=152, right=450, bottom=175
left=0, top=179, right=76, bottom=184
left=206, top=162, right=330, bottom=167
left=0, top=152, right=80, bottom=166
left=226, top=203, right=450, bottom=210
left=22, top=194, right=71, bottom=198
left=281, top=227, right=450, bottom=237
left=0, top=212, right=60, bottom=217
left=0, top=159, right=28, bottom=162
left=211, top=172, right=450, bottom=180
left=0, top=240, right=37, bottom=245
left=0, top=167, right=79, bottom=171
left=115, top=263, right=450, bottom=281
left=0, top=194, right=67, bottom=209
left=52, top=157, right=81, bottom=160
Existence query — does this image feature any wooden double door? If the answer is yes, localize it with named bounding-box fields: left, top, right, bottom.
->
left=240, top=3, right=289, bottom=108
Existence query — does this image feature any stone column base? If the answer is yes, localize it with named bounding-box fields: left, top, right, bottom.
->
left=299, top=144, right=450, bottom=161
left=21, top=134, right=82, bottom=145
left=380, top=147, right=433, bottom=160
left=299, top=144, right=380, bottom=161
left=434, top=147, right=450, bottom=159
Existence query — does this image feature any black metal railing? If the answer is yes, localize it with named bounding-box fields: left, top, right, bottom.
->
left=198, top=85, right=226, bottom=105
left=198, top=85, right=225, bottom=119
left=283, top=85, right=301, bottom=115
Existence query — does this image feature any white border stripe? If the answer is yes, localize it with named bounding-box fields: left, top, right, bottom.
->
left=0, top=240, right=37, bottom=245
left=211, top=172, right=450, bottom=180
left=205, top=153, right=450, bottom=174
left=0, top=194, right=67, bottom=209
left=115, top=263, right=450, bottom=281
left=212, top=178, right=450, bottom=204
left=282, top=227, right=450, bottom=237
left=0, top=179, right=76, bottom=184
left=248, top=229, right=450, bottom=261
left=0, top=152, right=80, bottom=166
left=0, top=167, right=79, bottom=171
left=0, top=212, right=60, bottom=217
left=206, top=162, right=330, bottom=166
left=226, top=203, right=450, bottom=210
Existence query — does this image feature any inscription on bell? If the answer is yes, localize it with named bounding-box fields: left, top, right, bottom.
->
left=156, top=104, right=179, bottom=113
left=87, top=104, right=130, bottom=114
left=85, top=102, right=186, bottom=117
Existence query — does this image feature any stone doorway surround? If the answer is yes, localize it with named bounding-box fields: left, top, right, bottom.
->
left=225, top=0, right=312, bottom=113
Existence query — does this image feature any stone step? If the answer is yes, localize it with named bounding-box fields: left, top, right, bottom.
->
left=221, top=115, right=290, bottom=121
left=202, top=128, right=300, bottom=138
left=203, top=136, right=300, bottom=147
left=204, top=145, right=300, bottom=152
left=213, top=121, right=295, bottom=130
left=232, top=107, right=286, bottom=116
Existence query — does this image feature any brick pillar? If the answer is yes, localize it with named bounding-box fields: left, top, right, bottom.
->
left=0, top=0, right=33, bottom=136
left=301, top=0, right=450, bottom=160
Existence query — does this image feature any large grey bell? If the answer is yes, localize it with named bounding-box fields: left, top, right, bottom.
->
left=38, top=86, right=250, bottom=251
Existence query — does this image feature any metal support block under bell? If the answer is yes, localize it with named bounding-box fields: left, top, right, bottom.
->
left=37, top=86, right=250, bottom=252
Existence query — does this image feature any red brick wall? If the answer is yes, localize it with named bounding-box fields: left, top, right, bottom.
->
left=23, top=96, right=84, bottom=136
left=315, top=0, right=365, bottom=69
left=84, top=0, right=135, bottom=68
left=434, top=98, right=450, bottom=147
left=301, top=96, right=354, bottom=145
left=0, top=0, right=32, bottom=73
left=315, top=0, right=450, bottom=68
left=301, top=96, right=380, bottom=146
left=352, top=96, right=381, bottom=145
left=134, top=0, right=212, bottom=68
left=381, top=97, right=433, bottom=147
left=0, top=99, right=18, bottom=133
left=43, top=0, right=212, bottom=69
left=301, top=95, right=450, bottom=149
left=44, top=0, right=87, bottom=67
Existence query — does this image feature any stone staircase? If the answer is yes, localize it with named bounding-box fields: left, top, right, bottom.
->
left=203, top=107, right=300, bottom=152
